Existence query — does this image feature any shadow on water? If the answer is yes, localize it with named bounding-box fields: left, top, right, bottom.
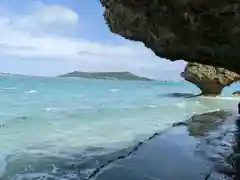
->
left=160, top=93, right=199, bottom=98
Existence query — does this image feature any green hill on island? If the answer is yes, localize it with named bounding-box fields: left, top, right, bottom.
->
left=59, top=71, right=153, bottom=81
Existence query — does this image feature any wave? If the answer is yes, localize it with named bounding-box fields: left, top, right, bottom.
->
left=1, top=87, right=17, bottom=90
left=175, top=101, right=186, bottom=108
left=146, top=105, right=158, bottom=108
left=199, top=96, right=240, bottom=101
left=0, top=127, right=168, bottom=180
left=122, top=105, right=158, bottom=110
left=109, top=89, right=120, bottom=93
left=0, top=141, right=141, bottom=180
left=44, top=108, right=54, bottom=112
left=25, top=90, right=38, bottom=94
left=161, top=93, right=198, bottom=98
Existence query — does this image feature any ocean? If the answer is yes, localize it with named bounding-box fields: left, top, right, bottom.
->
left=0, top=75, right=239, bottom=180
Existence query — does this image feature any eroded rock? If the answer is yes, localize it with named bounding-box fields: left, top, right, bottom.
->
left=181, top=63, right=240, bottom=96
left=101, top=0, right=240, bottom=73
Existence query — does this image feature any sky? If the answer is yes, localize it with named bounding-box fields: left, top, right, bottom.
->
left=0, top=0, right=186, bottom=80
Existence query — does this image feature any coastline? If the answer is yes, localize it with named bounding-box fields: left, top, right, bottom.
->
left=1, top=110, right=238, bottom=180
left=0, top=76, right=239, bottom=179
left=87, top=110, right=239, bottom=180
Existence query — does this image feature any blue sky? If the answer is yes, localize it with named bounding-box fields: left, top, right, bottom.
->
left=0, top=0, right=185, bottom=80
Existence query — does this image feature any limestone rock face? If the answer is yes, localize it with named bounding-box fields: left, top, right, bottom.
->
left=181, top=63, right=240, bottom=96
left=101, top=0, right=240, bottom=73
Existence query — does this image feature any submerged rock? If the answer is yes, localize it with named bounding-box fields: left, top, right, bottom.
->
left=100, top=0, right=240, bottom=73
left=181, top=63, right=240, bottom=96
left=233, top=91, right=240, bottom=97
left=173, top=110, right=233, bottom=136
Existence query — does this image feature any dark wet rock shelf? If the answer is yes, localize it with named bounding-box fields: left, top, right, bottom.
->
left=91, top=110, right=239, bottom=180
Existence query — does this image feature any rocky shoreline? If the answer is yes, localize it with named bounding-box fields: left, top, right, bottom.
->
left=86, top=110, right=240, bottom=180
left=1, top=110, right=238, bottom=180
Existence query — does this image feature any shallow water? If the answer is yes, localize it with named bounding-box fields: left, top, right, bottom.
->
left=0, top=75, right=239, bottom=179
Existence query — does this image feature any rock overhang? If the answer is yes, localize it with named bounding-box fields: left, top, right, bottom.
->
left=101, top=0, right=240, bottom=73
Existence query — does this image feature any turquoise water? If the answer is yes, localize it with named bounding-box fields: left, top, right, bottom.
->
left=0, top=75, right=239, bottom=179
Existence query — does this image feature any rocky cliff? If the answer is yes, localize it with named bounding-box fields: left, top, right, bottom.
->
left=181, top=63, right=240, bottom=96
left=101, top=0, right=240, bottom=73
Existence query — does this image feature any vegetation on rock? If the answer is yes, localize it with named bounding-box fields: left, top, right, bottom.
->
left=59, top=71, right=153, bottom=81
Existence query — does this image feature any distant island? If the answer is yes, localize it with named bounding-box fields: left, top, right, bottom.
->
left=59, top=71, right=153, bottom=81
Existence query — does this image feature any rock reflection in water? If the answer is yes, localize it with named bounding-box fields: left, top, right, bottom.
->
left=174, top=111, right=232, bottom=137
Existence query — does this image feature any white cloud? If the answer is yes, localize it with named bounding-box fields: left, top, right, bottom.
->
left=0, top=20, right=155, bottom=60
left=16, top=5, right=79, bottom=30
left=0, top=3, right=148, bottom=59
left=0, top=1, right=185, bottom=79
left=35, top=5, right=79, bottom=25
left=7, top=3, right=79, bottom=35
